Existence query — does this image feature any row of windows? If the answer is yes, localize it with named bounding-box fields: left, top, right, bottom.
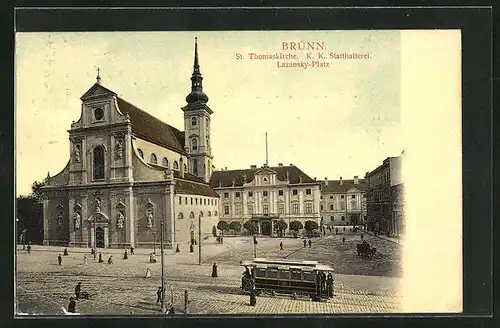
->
left=223, top=188, right=312, bottom=199
left=320, top=202, right=366, bottom=211
left=179, top=196, right=217, bottom=206
left=320, top=194, right=366, bottom=200
left=137, top=148, right=187, bottom=172
left=177, top=210, right=218, bottom=219
left=328, top=215, right=368, bottom=222
left=223, top=201, right=314, bottom=216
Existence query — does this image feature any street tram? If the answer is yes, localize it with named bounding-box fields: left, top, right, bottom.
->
left=240, top=258, right=334, bottom=301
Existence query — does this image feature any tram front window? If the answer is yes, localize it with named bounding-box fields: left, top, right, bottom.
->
left=303, top=271, right=315, bottom=282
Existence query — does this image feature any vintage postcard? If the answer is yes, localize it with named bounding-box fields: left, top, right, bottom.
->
left=15, top=30, right=462, bottom=315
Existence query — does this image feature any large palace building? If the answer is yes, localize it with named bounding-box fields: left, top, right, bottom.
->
left=41, top=38, right=220, bottom=249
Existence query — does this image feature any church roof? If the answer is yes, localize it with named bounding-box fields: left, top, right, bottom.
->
left=209, top=165, right=317, bottom=188
left=116, top=97, right=186, bottom=155
left=320, top=179, right=367, bottom=193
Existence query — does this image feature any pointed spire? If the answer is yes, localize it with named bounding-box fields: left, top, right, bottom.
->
left=185, top=37, right=208, bottom=104
left=193, top=37, right=200, bottom=74
left=96, top=67, right=101, bottom=85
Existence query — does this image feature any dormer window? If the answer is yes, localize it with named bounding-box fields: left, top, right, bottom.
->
left=191, top=117, right=197, bottom=126
left=137, top=149, right=144, bottom=159
left=93, top=107, right=104, bottom=120
left=162, top=157, right=169, bottom=168
left=173, top=161, right=179, bottom=170
left=150, top=153, right=157, bottom=164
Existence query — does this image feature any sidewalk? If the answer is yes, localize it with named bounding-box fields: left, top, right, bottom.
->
left=363, top=231, right=402, bottom=245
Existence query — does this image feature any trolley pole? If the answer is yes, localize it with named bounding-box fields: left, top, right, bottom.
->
left=198, top=214, right=202, bottom=265
left=160, top=219, right=166, bottom=314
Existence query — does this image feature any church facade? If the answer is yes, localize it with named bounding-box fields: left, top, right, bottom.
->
left=41, top=38, right=220, bottom=249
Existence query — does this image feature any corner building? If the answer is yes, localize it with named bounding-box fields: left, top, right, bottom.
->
left=41, top=39, right=220, bottom=249
left=209, top=163, right=322, bottom=235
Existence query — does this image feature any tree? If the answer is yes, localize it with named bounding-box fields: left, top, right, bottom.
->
left=289, top=220, right=303, bottom=232
left=243, top=220, right=258, bottom=235
left=16, top=180, right=46, bottom=244
left=304, top=220, right=319, bottom=237
left=229, top=221, right=242, bottom=236
left=274, top=220, right=288, bottom=237
left=217, top=220, right=230, bottom=236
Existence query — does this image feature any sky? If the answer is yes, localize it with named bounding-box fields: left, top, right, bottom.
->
left=15, top=30, right=402, bottom=196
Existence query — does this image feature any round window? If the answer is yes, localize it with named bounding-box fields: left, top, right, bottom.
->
left=94, top=107, right=104, bottom=120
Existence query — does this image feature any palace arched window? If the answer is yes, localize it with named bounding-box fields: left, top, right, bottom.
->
left=207, top=211, right=212, bottom=216
left=178, top=213, right=184, bottom=220
left=150, top=153, right=157, bottom=164
left=173, top=161, right=179, bottom=170
left=190, top=212, right=195, bottom=219
left=137, top=148, right=144, bottom=159
left=200, top=211, right=204, bottom=218
left=162, top=157, right=169, bottom=168
left=93, top=145, right=105, bottom=180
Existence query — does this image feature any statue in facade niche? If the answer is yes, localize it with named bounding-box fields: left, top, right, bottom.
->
left=146, top=211, right=153, bottom=228
left=73, top=212, right=81, bottom=229
left=57, top=213, right=64, bottom=227
left=95, top=198, right=101, bottom=213
left=74, top=144, right=81, bottom=163
left=116, top=139, right=123, bottom=159
left=117, top=211, right=125, bottom=229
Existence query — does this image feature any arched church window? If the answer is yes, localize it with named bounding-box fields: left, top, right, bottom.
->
left=93, top=145, right=105, bottom=180
left=173, top=161, right=179, bottom=170
left=191, top=138, right=198, bottom=151
left=162, top=157, right=169, bottom=168
left=137, top=149, right=144, bottom=159
left=150, top=153, right=157, bottom=164
left=191, top=117, right=197, bottom=126
left=178, top=213, right=184, bottom=220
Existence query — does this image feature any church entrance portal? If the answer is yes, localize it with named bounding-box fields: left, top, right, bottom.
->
left=96, top=227, right=105, bottom=248
left=261, top=221, right=272, bottom=236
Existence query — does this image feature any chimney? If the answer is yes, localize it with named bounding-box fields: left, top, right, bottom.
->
left=324, top=177, right=328, bottom=186
left=289, top=163, right=293, bottom=166
left=354, top=176, right=359, bottom=184
left=339, top=177, right=343, bottom=185
left=250, top=165, right=257, bottom=169
left=314, top=177, right=317, bottom=181
left=180, top=158, right=185, bottom=178
left=225, top=166, right=227, bottom=171
left=278, top=163, right=283, bottom=166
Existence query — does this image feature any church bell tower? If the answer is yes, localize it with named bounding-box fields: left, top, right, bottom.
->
left=182, top=37, right=214, bottom=183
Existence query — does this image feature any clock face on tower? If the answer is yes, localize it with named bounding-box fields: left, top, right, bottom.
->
left=94, top=107, right=104, bottom=120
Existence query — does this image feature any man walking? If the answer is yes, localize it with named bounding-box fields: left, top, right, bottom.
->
left=342, top=236, right=346, bottom=244
left=249, top=278, right=257, bottom=306
left=57, top=254, right=62, bottom=265
left=308, top=239, right=312, bottom=248
left=75, top=282, right=82, bottom=300
left=156, top=286, right=163, bottom=305
left=303, top=239, right=306, bottom=247
left=67, top=297, right=76, bottom=313
left=279, top=241, right=283, bottom=251
left=130, top=246, right=134, bottom=255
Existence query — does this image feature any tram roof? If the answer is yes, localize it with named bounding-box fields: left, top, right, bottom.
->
left=240, top=258, right=333, bottom=271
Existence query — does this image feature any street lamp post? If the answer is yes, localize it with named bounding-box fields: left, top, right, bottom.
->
left=160, top=218, right=166, bottom=314
left=198, top=214, right=202, bottom=265
left=152, top=231, right=156, bottom=255
left=94, top=216, right=97, bottom=260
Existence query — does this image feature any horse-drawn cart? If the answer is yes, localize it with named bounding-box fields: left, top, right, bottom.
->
left=356, top=241, right=377, bottom=258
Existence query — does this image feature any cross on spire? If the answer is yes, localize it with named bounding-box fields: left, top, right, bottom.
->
left=96, top=67, right=101, bottom=84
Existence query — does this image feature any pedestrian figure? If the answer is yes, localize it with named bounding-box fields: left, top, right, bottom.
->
left=190, top=244, right=194, bottom=253
left=83, top=254, right=87, bottom=265
left=98, top=253, right=103, bottom=263
left=75, top=282, right=82, bottom=300
left=63, top=248, right=69, bottom=256
left=342, top=236, right=345, bottom=244
left=58, top=254, right=62, bottom=265
left=249, top=278, right=256, bottom=306
left=91, top=248, right=95, bottom=255
left=145, top=267, right=152, bottom=278
left=123, top=250, right=128, bottom=259
left=343, top=227, right=346, bottom=232
left=27, top=244, right=31, bottom=253
left=67, top=297, right=76, bottom=313
left=221, top=236, right=224, bottom=244
left=279, top=241, right=283, bottom=251
left=149, top=253, right=157, bottom=263
left=156, top=286, right=163, bottom=305
left=108, top=255, right=114, bottom=264
left=326, top=273, right=334, bottom=298
left=303, top=239, right=306, bottom=247
left=308, top=239, right=312, bottom=248
left=361, top=234, right=364, bottom=241
left=130, top=246, right=134, bottom=255
left=323, top=230, right=326, bottom=236
left=321, top=272, right=327, bottom=296
left=176, top=244, right=180, bottom=253
left=212, top=263, right=218, bottom=277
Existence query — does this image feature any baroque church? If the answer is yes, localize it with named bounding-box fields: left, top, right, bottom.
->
left=41, top=38, right=220, bottom=249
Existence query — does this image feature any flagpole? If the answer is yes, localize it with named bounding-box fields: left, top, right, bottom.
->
left=265, top=132, right=268, bottom=166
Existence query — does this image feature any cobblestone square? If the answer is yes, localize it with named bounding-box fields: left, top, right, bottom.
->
left=16, top=232, right=403, bottom=315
